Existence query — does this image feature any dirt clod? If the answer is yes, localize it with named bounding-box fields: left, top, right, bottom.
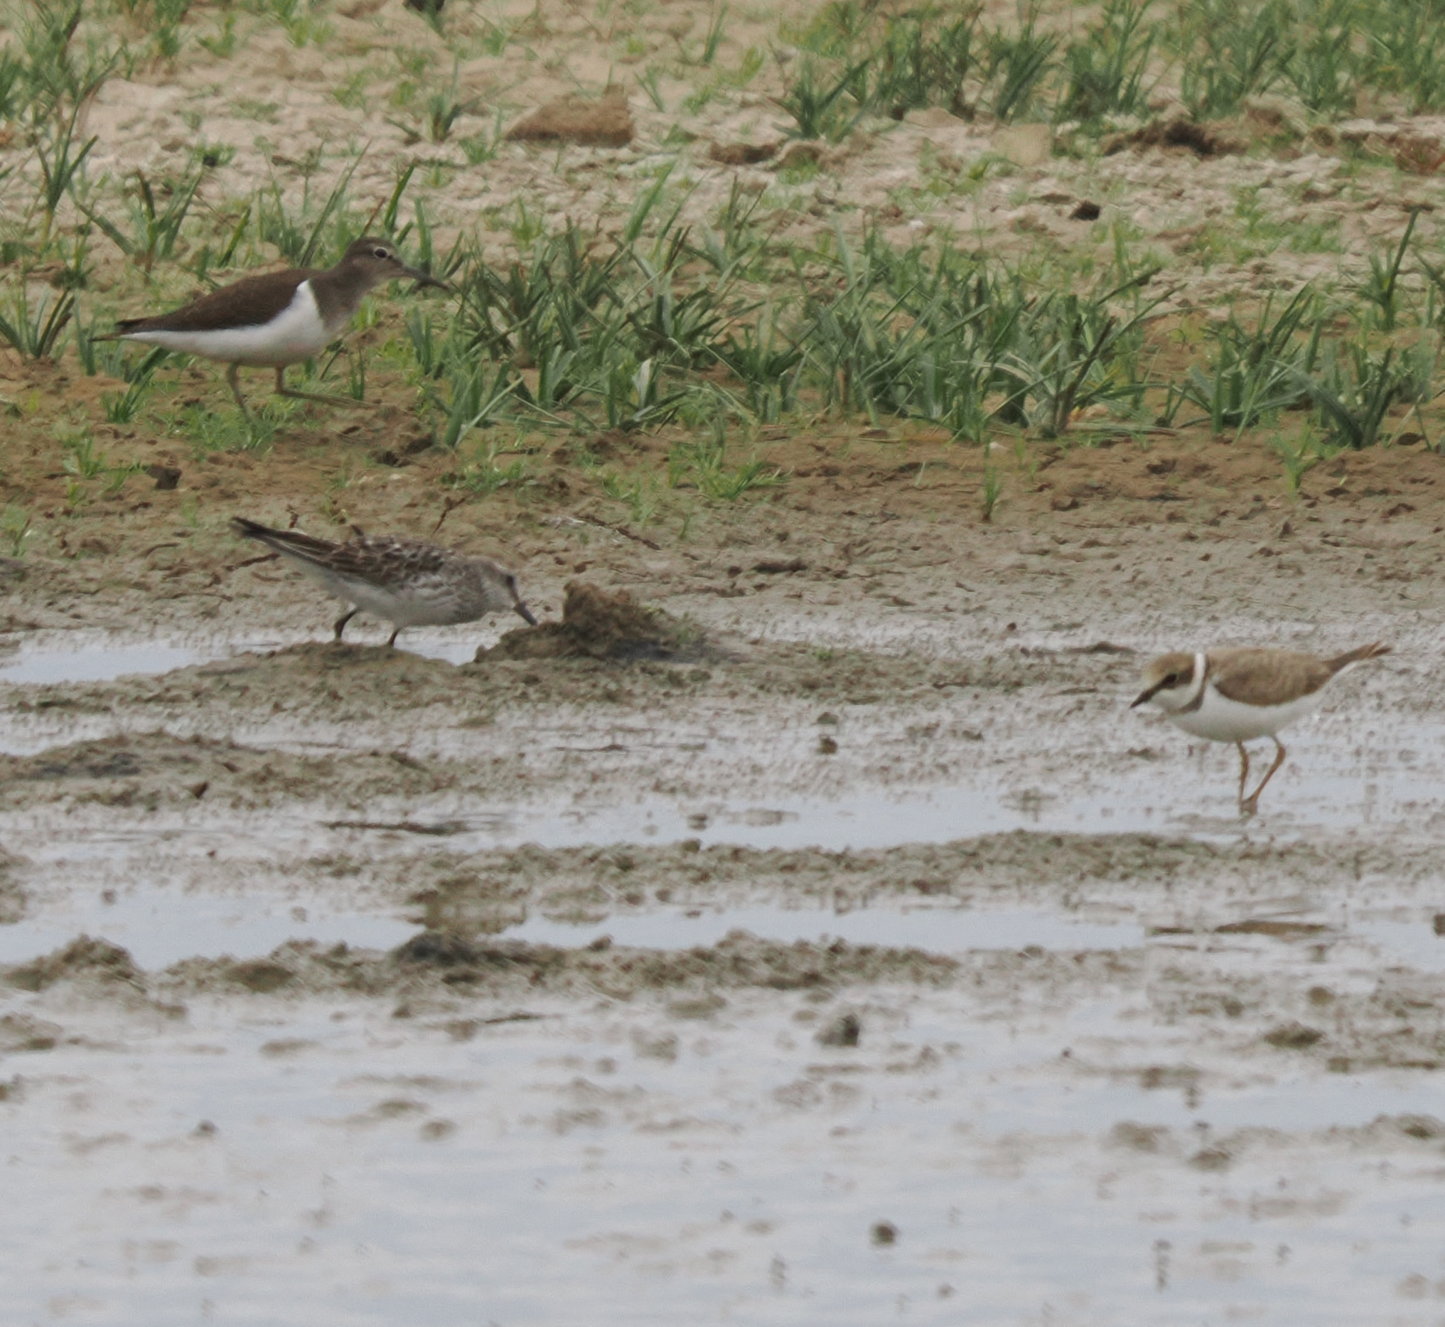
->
left=481, top=581, right=708, bottom=662
left=1103, top=116, right=1244, bottom=157
left=816, top=1011, right=862, bottom=1046
left=506, top=88, right=633, bottom=147
left=6, top=937, right=139, bottom=992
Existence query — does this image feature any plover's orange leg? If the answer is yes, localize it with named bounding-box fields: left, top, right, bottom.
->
left=1234, top=741, right=1252, bottom=810
left=1240, top=737, right=1287, bottom=815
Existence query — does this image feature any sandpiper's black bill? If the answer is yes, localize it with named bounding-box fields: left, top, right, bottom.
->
left=515, top=602, right=538, bottom=626
left=1129, top=686, right=1156, bottom=708
left=402, top=265, right=452, bottom=293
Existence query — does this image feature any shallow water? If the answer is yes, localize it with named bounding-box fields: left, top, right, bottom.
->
left=3, top=638, right=1441, bottom=851
left=367, top=781, right=1174, bottom=849
left=2, top=631, right=1443, bottom=1326
left=0, top=641, right=218, bottom=685
left=0, top=884, right=417, bottom=968
left=506, top=902, right=1146, bottom=952
left=1, top=982, right=1441, bottom=1327
left=2, top=876, right=1441, bottom=991
left=231, top=724, right=1445, bottom=850
left=0, top=895, right=1143, bottom=966
left=0, top=632, right=480, bottom=686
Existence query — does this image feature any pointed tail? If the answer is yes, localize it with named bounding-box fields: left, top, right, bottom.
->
left=230, top=516, right=339, bottom=565
left=1326, top=641, right=1391, bottom=675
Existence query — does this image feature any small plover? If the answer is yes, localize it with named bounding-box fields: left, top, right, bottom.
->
left=1130, top=642, right=1390, bottom=814
left=232, top=517, right=536, bottom=648
left=107, top=237, right=448, bottom=420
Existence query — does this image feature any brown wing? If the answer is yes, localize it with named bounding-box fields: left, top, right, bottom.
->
left=117, top=268, right=316, bottom=334
left=328, top=536, right=456, bottom=589
left=1209, top=648, right=1333, bottom=706
left=231, top=517, right=341, bottom=563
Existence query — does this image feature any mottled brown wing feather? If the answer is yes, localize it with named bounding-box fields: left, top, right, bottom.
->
left=117, top=269, right=317, bottom=334
left=329, top=537, right=454, bottom=589
left=1209, top=649, right=1333, bottom=706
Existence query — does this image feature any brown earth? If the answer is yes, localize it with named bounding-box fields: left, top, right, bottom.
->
left=4, top=1, right=1445, bottom=1320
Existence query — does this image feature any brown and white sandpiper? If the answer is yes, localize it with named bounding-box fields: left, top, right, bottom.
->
left=107, top=237, right=448, bottom=420
left=232, top=517, right=537, bottom=648
left=1130, top=642, right=1390, bottom=814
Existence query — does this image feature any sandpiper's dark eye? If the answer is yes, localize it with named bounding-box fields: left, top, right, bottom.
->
left=1162, top=672, right=1179, bottom=686
left=373, top=246, right=390, bottom=259
left=506, top=575, right=517, bottom=591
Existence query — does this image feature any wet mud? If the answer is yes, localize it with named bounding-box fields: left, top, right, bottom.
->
left=5, top=3, right=1445, bottom=1313
left=3, top=519, right=1444, bottom=1323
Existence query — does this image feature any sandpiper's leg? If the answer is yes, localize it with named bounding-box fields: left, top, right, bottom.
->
left=1241, top=738, right=1288, bottom=815
left=1234, top=741, right=1252, bottom=811
left=226, top=363, right=254, bottom=423
left=333, top=607, right=358, bottom=641
left=274, top=364, right=373, bottom=409
left=385, top=626, right=402, bottom=649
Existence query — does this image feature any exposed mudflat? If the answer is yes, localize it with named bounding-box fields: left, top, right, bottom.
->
left=4, top=491, right=1445, bottom=1324
left=5, top=0, right=1445, bottom=1320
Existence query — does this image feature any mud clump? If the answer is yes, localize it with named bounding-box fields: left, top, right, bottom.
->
left=0, top=730, right=460, bottom=811
left=393, top=930, right=496, bottom=969
left=0, top=850, right=26, bottom=925
left=6, top=936, right=140, bottom=992
left=5, top=741, right=149, bottom=782
left=1263, top=1022, right=1326, bottom=1050
left=389, top=927, right=957, bottom=995
left=1103, top=117, right=1244, bottom=157
left=1371, top=1114, right=1445, bottom=1141
left=228, top=959, right=298, bottom=993
left=480, top=581, right=708, bottom=663
left=505, top=88, right=634, bottom=147
left=816, top=1010, right=863, bottom=1047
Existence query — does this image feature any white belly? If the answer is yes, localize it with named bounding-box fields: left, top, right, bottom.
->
left=1167, top=687, right=1319, bottom=743
left=302, top=566, right=467, bottom=627
left=123, top=283, right=331, bottom=367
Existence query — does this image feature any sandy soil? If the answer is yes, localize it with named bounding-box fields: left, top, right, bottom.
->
left=4, top=1, right=1445, bottom=1322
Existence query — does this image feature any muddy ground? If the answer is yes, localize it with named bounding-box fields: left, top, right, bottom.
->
left=4, top=437, right=1445, bottom=1324
left=5, top=0, right=1445, bottom=1322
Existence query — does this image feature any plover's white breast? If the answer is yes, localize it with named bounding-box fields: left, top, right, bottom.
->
left=121, top=282, right=331, bottom=367
left=1167, top=686, right=1320, bottom=743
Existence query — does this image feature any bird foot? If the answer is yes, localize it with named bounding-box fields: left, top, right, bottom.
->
left=276, top=386, right=374, bottom=409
